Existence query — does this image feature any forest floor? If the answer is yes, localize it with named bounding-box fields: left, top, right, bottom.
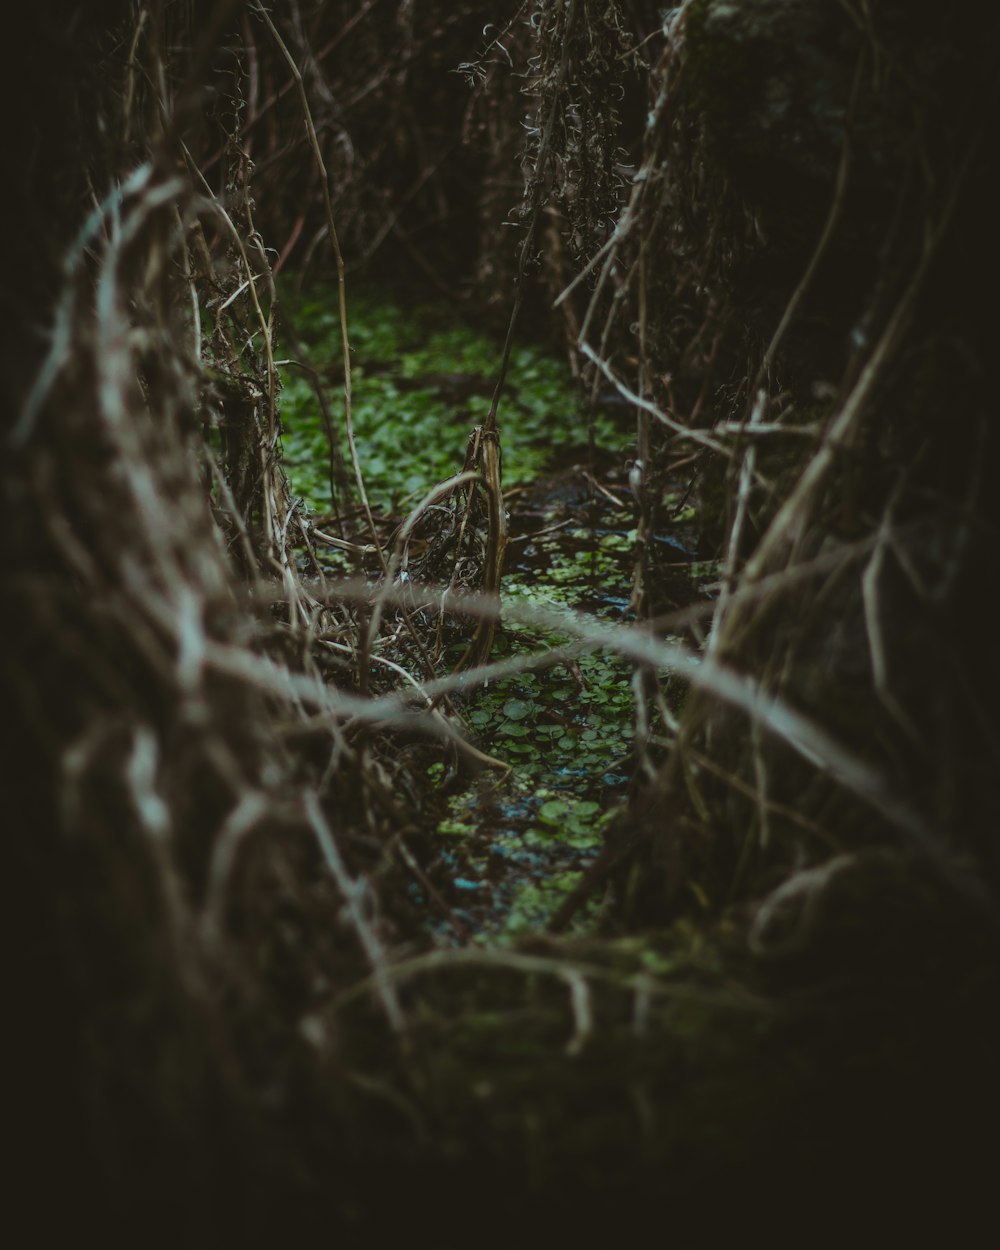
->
left=279, top=281, right=714, bottom=941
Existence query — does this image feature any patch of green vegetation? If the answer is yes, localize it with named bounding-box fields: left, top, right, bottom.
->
left=277, top=283, right=626, bottom=515
left=277, top=284, right=677, bottom=941
left=432, top=608, right=671, bottom=939
left=424, top=505, right=697, bottom=940
left=499, top=872, right=595, bottom=937
left=470, top=648, right=636, bottom=783
left=432, top=767, right=615, bottom=941
left=425, top=605, right=637, bottom=941
left=540, top=530, right=633, bottom=589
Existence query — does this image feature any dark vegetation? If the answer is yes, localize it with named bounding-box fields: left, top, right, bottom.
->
left=5, top=0, right=999, bottom=1239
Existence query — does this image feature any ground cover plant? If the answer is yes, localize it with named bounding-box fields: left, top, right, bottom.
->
left=6, top=0, right=999, bottom=1238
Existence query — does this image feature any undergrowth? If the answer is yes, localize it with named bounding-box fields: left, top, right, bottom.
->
left=9, top=2, right=999, bottom=1235
left=279, top=283, right=624, bottom=515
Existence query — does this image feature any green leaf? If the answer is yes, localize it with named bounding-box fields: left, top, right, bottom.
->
left=572, top=800, right=601, bottom=818
left=502, top=698, right=533, bottom=721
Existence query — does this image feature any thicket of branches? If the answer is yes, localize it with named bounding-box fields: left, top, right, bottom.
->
left=5, top=0, right=998, bottom=1236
